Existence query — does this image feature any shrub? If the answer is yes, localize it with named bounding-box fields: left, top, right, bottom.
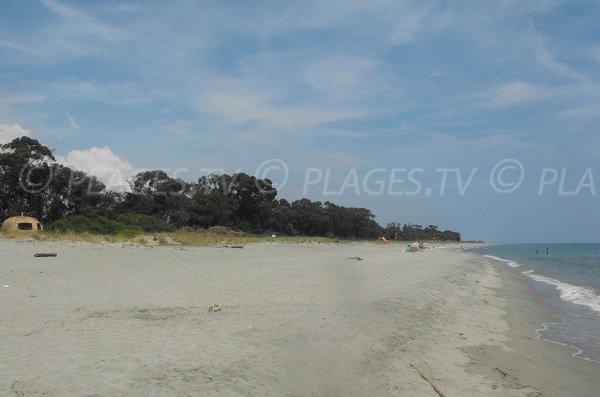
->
left=178, top=226, right=200, bottom=232
left=49, top=215, right=142, bottom=235
left=115, top=213, right=176, bottom=232
left=116, top=228, right=144, bottom=238
left=207, top=225, right=246, bottom=237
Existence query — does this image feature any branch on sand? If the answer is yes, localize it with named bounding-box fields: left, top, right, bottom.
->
left=410, top=363, right=447, bottom=397
left=495, top=367, right=508, bottom=377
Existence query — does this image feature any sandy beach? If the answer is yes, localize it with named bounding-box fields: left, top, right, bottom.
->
left=0, top=240, right=598, bottom=396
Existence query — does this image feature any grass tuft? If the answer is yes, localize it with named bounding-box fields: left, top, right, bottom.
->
left=1, top=229, right=350, bottom=246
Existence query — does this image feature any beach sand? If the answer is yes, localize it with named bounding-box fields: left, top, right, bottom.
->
left=0, top=240, right=598, bottom=396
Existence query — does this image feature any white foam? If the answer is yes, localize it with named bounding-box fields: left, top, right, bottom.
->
left=526, top=273, right=600, bottom=313
left=535, top=322, right=600, bottom=364
left=484, top=254, right=521, bottom=268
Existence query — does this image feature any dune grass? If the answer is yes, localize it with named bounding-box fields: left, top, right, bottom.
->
left=0, top=229, right=355, bottom=246
left=165, top=230, right=343, bottom=246
left=1, top=230, right=103, bottom=243
left=0, top=229, right=458, bottom=249
left=0, top=230, right=141, bottom=244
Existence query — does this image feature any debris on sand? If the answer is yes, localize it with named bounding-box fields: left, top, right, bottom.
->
left=346, top=257, right=364, bottom=261
left=34, top=253, right=57, bottom=257
left=208, top=303, right=222, bottom=313
left=410, top=363, right=447, bottom=397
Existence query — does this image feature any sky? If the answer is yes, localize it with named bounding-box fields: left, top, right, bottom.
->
left=1, top=0, right=599, bottom=243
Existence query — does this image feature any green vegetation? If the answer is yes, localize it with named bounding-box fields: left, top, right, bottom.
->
left=382, top=222, right=461, bottom=242
left=0, top=137, right=461, bottom=242
left=49, top=215, right=142, bottom=236
left=0, top=227, right=345, bottom=246
left=114, top=213, right=176, bottom=233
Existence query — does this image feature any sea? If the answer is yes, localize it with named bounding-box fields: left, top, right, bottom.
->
left=471, top=243, right=600, bottom=363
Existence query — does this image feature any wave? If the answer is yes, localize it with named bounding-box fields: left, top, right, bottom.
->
left=535, top=322, right=600, bottom=364
left=526, top=273, right=600, bottom=314
left=483, top=254, right=521, bottom=268
left=483, top=254, right=600, bottom=313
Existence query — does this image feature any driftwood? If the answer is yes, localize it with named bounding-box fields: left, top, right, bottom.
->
left=495, top=367, right=508, bottom=377
left=410, top=363, right=447, bottom=397
left=34, top=253, right=57, bottom=257
left=346, top=257, right=364, bottom=261
left=220, top=245, right=244, bottom=249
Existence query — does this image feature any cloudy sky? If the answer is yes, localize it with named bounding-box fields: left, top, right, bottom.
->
left=1, top=0, right=599, bottom=242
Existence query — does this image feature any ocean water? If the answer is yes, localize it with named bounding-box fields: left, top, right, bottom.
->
left=472, top=244, right=600, bottom=363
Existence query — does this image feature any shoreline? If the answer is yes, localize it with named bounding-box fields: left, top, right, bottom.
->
left=476, top=248, right=600, bottom=361
left=467, top=252, right=599, bottom=396
left=1, top=239, right=598, bottom=396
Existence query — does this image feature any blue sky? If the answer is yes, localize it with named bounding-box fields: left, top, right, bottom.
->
left=1, top=0, right=599, bottom=243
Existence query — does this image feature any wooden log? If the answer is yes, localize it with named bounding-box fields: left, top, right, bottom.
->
left=34, top=253, right=57, bottom=257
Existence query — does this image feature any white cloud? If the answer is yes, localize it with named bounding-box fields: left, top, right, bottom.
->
left=487, top=80, right=544, bottom=107
left=251, top=0, right=445, bottom=46
left=305, top=57, right=379, bottom=96
left=0, top=94, right=45, bottom=106
left=558, top=104, right=600, bottom=121
left=66, top=112, right=79, bottom=129
left=526, top=23, right=586, bottom=81
left=57, top=146, right=134, bottom=192
left=500, top=0, right=565, bottom=14
left=325, top=129, right=366, bottom=139
left=0, top=121, right=136, bottom=191
left=389, top=4, right=435, bottom=45
left=165, top=119, right=189, bottom=136
left=52, top=80, right=161, bottom=105
left=200, top=89, right=357, bottom=129
left=41, top=0, right=131, bottom=43
left=0, top=123, right=32, bottom=144
left=106, top=3, right=140, bottom=13
left=0, top=39, right=27, bottom=52
left=1, top=0, right=133, bottom=62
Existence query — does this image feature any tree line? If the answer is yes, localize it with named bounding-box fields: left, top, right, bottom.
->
left=0, top=137, right=461, bottom=240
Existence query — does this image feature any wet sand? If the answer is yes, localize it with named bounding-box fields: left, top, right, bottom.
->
left=464, top=254, right=599, bottom=397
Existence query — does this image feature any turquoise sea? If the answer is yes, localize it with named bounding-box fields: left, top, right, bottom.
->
left=472, top=244, right=600, bottom=363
